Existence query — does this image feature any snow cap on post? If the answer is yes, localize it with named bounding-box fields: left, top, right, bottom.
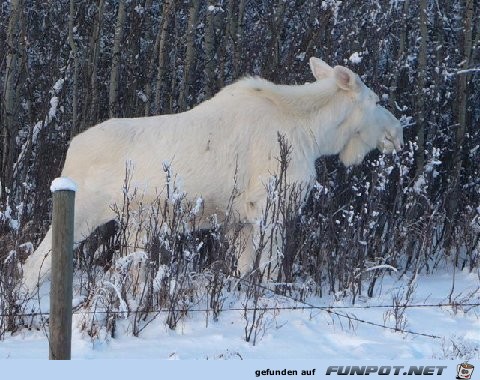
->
left=50, top=177, right=77, bottom=193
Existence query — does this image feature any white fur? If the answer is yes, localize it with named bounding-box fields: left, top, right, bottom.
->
left=22, top=58, right=403, bottom=291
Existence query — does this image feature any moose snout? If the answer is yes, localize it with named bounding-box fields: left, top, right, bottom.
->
left=384, top=110, right=403, bottom=152
left=390, top=125, right=403, bottom=151
left=393, top=121, right=404, bottom=151
left=379, top=120, right=403, bottom=154
left=394, top=135, right=403, bottom=151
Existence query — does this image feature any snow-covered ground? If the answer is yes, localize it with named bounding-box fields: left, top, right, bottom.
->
left=1, top=269, right=479, bottom=361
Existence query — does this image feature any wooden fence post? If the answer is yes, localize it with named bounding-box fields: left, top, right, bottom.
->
left=49, top=177, right=76, bottom=360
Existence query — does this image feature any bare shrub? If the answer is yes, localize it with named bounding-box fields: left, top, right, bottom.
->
left=436, top=335, right=480, bottom=360
left=76, top=161, right=242, bottom=336
left=0, top=215, right=32, bottom=338
left=0, top=250, right=26, bottom=337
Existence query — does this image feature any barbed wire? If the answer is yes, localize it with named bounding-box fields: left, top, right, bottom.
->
left=2, top=301, right=479, bottom=319
left=2, top=301, right=478, bottom=340
left=2, top=268, right=478, bottom=340
left=232, top=276, right=477, bottom=339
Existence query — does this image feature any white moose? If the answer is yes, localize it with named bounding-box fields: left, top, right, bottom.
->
left=23, top=58, right=403, bottom=291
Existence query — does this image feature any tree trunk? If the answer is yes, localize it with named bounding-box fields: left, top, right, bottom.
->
left=81, top=0, right=105, bottom=132
left=178, top=0, right=201, bottom=110
left=1, top=0, right=23, bottom=203
left=142, top=0, right=154, bottom=116
left=154, top=0, right=174, bottom=114
left=143, top=0, right=162, bottom=117
left=229, top=0, right=246, bottom=78
left=455, top=0, right=473, bottom=149
left=414, top=0, right=428, bottom=178
left=169, top=6, right=180, bottom=113
left=389, top=0, right=409, bottom=110
left=444, top=0, right=474, bottom=248
left=215, top=8, right=227, bottom=90
left=263, top=0, right=286, bottom=79
left=109, top=0, right=127, bottom=118
left=204, top=0, right=216, bottom=99
left=68, top=0, right=80, bottom=137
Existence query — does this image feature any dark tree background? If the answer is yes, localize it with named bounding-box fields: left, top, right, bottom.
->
left=0, top=0, right=479, bottom=272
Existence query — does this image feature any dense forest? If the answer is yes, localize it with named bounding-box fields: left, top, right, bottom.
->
left=0, top=0, right=479, bottom=334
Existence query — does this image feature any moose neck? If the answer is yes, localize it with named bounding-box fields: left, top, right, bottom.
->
left=236, top=76, right=356, bottom=158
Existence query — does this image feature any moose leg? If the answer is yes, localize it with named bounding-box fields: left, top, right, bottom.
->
left=237, top=222, right=255, bottom=275
left=21, top=227, right=54, bottom=294
left=237, top=221, right=283, bottom=283
left=22, top=189, right=116, bottom=294
left=237, top=192, right=283, bottom=281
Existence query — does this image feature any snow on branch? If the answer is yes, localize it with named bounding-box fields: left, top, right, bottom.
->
left=456, top=68, right=480, bottom=75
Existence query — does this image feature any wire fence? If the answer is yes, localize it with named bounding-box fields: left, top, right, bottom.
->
left=2, top=267, right=479, bottom=341
left=4, top=301, right=480, bottom=318
left=2, top=299, right=478, bottom=340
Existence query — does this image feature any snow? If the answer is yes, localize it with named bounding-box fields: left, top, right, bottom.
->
left=321, top=0, right=342, bottom=25
left=349, top=52, right=362, bottom=64
left=46, top=78, right=65, bottom=122
left=136, top=90, right=148, bottom=103
left=192, top=197, right=204, bottom=215
left=52, top=78, right=64, bottom=93
left=413, top=174, right=426, bottom=193
left=28, top=77, right=66, bottom=142
left=1, top=269, right=479, bottom=360
left=31, top=121, right=43, bottom=143
left=0, top=205, right=19, bottom=231
left=364, top=264, right=398, bottom=272
left=454, top=68, right=480, bottom=75
left=50, top=177, right=77, bottom=192
left=48, top=96, right=59, bottom=121
left=295, top=52, right=306, bottom=60
left=207, top=5, right=223, bottom=13
left=4, top=250, right=16, bottom=264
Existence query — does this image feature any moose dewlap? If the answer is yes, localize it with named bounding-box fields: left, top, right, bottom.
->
left=22, top=58, right=403, bottom=292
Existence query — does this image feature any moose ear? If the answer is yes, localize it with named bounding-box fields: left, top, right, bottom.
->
left=309, top=57, right=333, bottom=80
left=333, top=65, right=359, bottom=91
